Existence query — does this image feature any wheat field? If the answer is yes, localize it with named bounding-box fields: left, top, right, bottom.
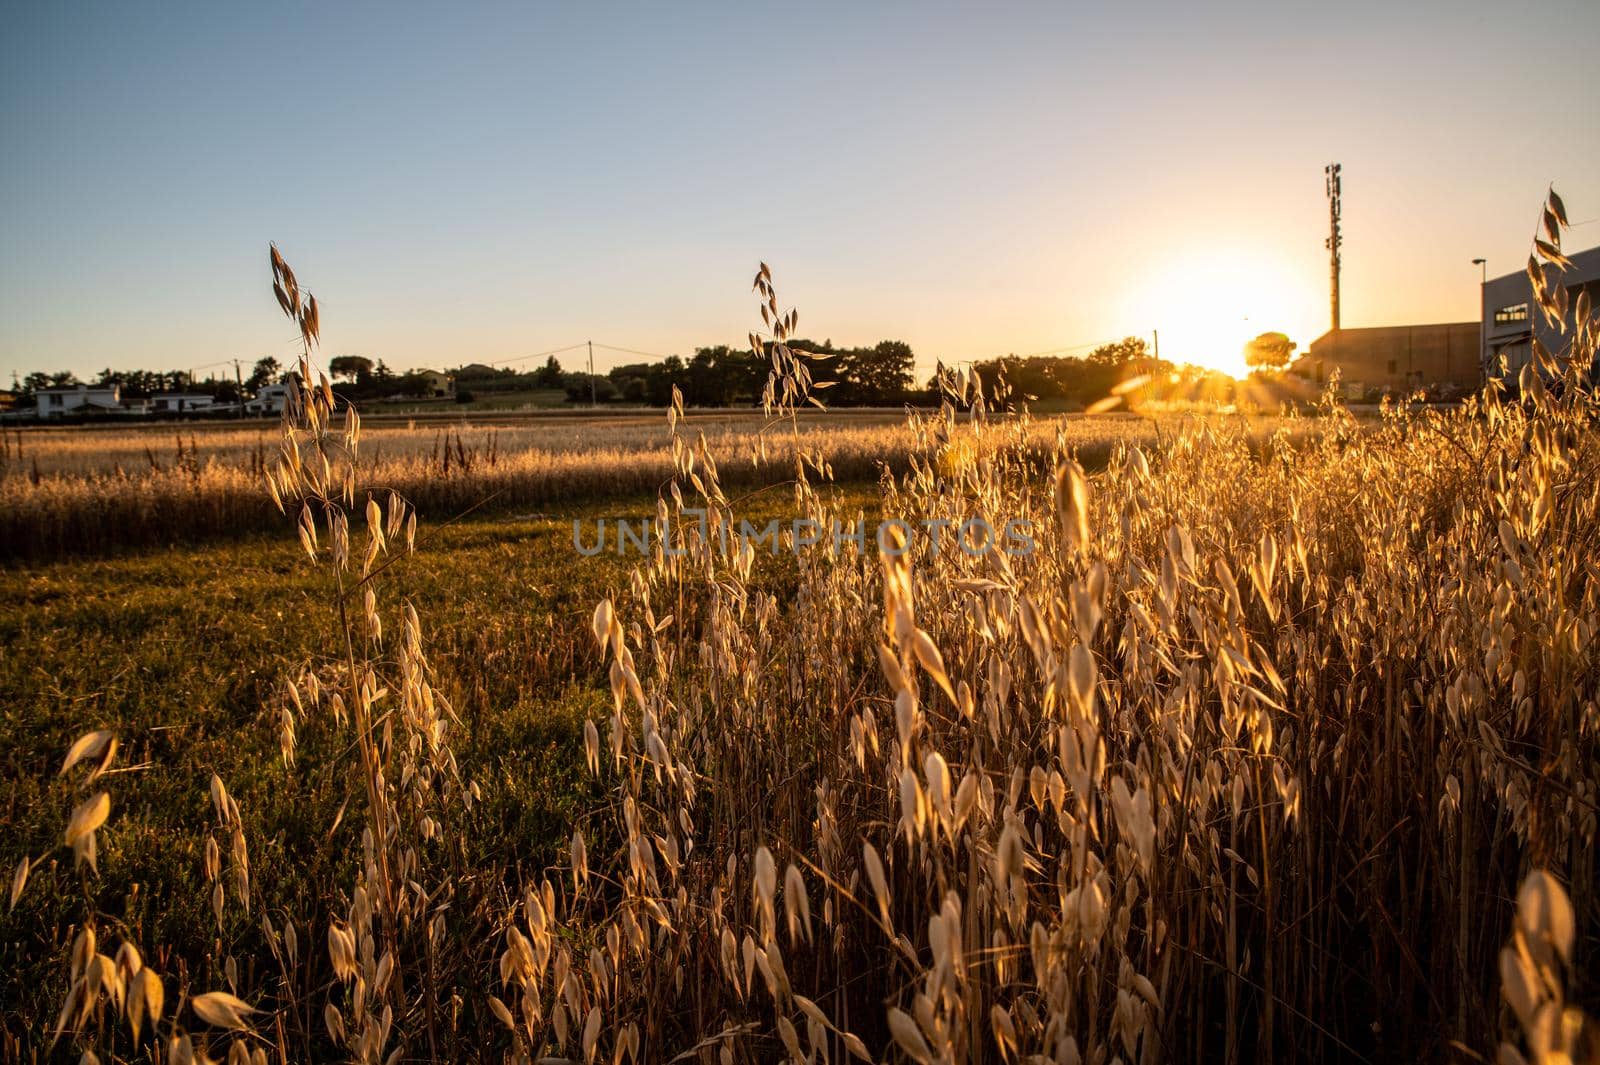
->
left=5, top=198, right=1597, bottom=1065
left=0, top=411, right=1299, bottom=562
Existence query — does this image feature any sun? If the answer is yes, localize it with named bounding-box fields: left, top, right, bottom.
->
left=1121, top=248, right=1321, bottom=378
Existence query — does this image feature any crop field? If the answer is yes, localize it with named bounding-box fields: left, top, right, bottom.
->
left=7, top=383, right=1598, bottom=1062
left=5, top=212, right=1597, bottom=1065
left=0, top=409, right=1298, bottom=562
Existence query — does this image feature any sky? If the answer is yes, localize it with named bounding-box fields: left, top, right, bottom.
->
left=3, top=1, right=1598, bottom=384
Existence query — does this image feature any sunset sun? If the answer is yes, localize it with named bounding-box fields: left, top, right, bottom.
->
left=1125, top=249, right=1322, bottom=378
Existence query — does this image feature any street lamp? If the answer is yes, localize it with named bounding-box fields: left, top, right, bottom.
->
left=1473, top=259, right=1487, bottom=376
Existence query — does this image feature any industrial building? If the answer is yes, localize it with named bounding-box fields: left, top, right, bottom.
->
left=1481, top=244, right=1600, bottom=379
left=1292, top=163, right=1481, bottom=398
left=1299, top=322, right=1482, bottom=397
left=1294, top=165, right=1597, bottom=398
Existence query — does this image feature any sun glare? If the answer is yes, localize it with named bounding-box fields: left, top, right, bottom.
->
left=1123, top=250, right=1321, bottom=378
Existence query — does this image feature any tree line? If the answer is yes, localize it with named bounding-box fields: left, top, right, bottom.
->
left=449, top=339, right=921, bottom=407
left=12, top=358, right=287, bottom=405
left=454, top=335, right=1218, bottom=409
left=11, top=331, right=1294, bottom=411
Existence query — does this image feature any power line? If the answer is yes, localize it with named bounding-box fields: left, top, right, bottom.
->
left=492, top=342, right=589, bottom=367
left=591, top=341, right=677, bottom=361
left=942, top=337, right=1119, bottom=368
left=487, top=340, right=677, bottom=375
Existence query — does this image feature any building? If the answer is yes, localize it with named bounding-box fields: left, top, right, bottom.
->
left=411, top=370, right=454, bottom=397
left=1298, top=322, right=1481, bottom=397
left=34, top=384, right=128, bottom=418
left=245, top=381, right=294, bottom=416
left=150, top=393, right=216, bottom=415
left=1481, top=244, right=1600, bottom=379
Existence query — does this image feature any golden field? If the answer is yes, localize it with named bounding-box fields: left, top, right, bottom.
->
left=0, top=410, right=1296, bottom=562
left=5, top=208, right=1596, bottom=1065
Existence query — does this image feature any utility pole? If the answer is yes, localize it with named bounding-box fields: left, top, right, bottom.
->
left=1325, top=163, right=1342, bottom=333
left=587, top=340, right=597, bottom=407
left=233, top=358, right=245, bottom=419
left=1152, top=329, right=1160, bottom=363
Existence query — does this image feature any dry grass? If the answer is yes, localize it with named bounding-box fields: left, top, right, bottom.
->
left=9, top=194, right=1598, bottom=1064
left=0, top=412, right=1298, bottom=562
left=0, top=412, right=908, bottom=478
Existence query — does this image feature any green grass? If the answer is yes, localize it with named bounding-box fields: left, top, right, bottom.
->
left=0, top=482, right=878, bottom=1043
left=443, top=388, right=572, bottom=411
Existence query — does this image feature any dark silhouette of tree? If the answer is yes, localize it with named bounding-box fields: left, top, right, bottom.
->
left=1086, top=337, right=1150, bottom=367
left=1243, top=332, right=1296, bottom=370
left=840, top=340, right=915, bottom=402
left=564, top=373, right=616, bottom=403
left=969, top=337, right=1171, bottom=410
left=533, top=356, right=565, bottom=389
left=328, top=355, right=374, bottom=383
left=247, top=357, right=281, bottom=391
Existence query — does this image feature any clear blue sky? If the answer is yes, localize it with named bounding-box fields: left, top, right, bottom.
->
left=3, top=1, right=1598, bottom=383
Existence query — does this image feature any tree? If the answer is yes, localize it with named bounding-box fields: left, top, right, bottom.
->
left=533, top=356, right=565, bottom=389
left=328, top=355, right=373, bottom=383
left=1086, top=337, right=1149, bottom=367
left=564, top=373, right=616, bottom=403
left=842, top=340, right=915, bottom=402
left=1243, top=332, right=1296, bottom=371
left=395, top=371, right=443, bottom=397
left=247, top=357, right=281, bottom=391
left=647, top=356, right=686, bottom=406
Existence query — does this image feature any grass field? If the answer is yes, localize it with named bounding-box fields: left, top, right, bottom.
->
left=0, top=409, right=1300, bottom=562
left=6, top=202, right=1597, bottom=1063
left=0, top=483, right=880, bottom=1055
left=8, top=375, right=1598, bottom=1062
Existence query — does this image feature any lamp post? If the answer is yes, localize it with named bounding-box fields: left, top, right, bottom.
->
left=1472, top=258, right=1487, bottom=377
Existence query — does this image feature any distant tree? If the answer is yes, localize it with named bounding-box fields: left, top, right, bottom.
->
left=329, top=355, right=374, bottom=383
left=247, top=357, right=281, bottom=391
left=967, top=339, right=1173, bottom=411
left=1243, top=332, right=1296, bottom=371
left=371, top=361, right=395, bottom=382
left=839, top=340, right=915, bottom=403
left=533, top=356, right=565, bottom=389
left=647, top=356, right=686, bottom=406
left=21, top=372, right=52, bottom=396
left=564, top=373, right=616, bottom=403
left=1086, top=337, right=1150, bottom=367
left=49, top=371, right=82, bottom=388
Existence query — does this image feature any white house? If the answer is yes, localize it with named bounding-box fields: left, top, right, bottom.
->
left=150, top=393, right=216, bottom=415
left=35, top=384, right=126, bottom=418
left=244, top=381, right=294, bottom=415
